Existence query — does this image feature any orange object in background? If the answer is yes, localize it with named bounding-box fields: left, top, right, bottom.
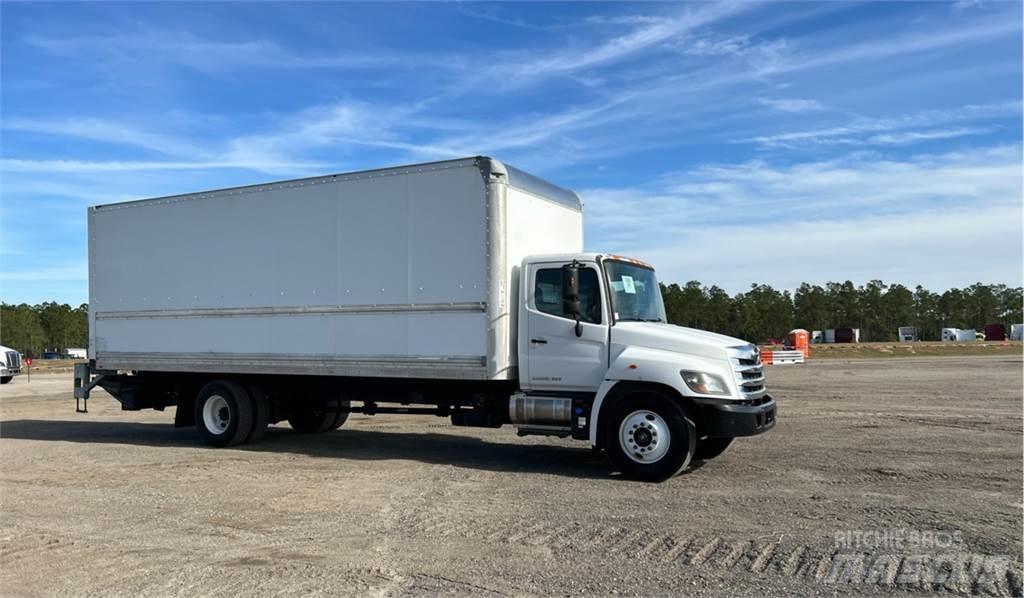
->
left=787, top=329, right=810, bottom=358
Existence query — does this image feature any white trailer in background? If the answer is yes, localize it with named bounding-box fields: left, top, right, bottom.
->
left=957, top=330, right=978, bottom=342
left=898, top=327, right=917, bottom=342
left=73, top=156, right=775, bottom=482
left=1011, top=324, right=1024, bottom=341
left=942, top=328, right=976, bottom=342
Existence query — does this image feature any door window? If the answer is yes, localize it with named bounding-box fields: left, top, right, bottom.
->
left=534, top=267, right=602, bottom=324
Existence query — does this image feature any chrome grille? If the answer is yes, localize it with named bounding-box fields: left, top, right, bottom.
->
left=727, top=345, right=765, bottom=400
left=5, top=350, right=21, bottom=372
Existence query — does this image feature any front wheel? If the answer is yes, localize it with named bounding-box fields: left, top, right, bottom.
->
left=603, top=391, right=696, bottom=482
left=0, top=376, right=12, bottom=384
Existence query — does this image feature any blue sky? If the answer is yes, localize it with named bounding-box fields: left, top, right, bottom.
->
left=1, top=1, right=1021, bottom=306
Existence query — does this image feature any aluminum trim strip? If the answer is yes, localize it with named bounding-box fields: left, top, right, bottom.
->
left=95, top=352, right=491, bottom=380
left=96, top=302, right=487, bottom=320
left=98, top=351, right=485, bottom=365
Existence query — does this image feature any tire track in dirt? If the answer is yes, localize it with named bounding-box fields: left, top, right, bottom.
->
left=403, top=515, right=1023, bottom=597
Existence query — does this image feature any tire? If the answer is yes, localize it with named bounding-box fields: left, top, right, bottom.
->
left=603, top=390, right=696, bottom=482
left=0, top=376, right=12, bottom=384
left=245, top=384, right=272, bottom=444
left=328, top=406, right=349, bottom=430
left=694, top=437, right=733, bottom=460
left=194, top=380, right=254, bottom=447
left=287, top=397, right=349, bottom=434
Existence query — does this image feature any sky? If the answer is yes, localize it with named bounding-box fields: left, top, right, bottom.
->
left=1, top=1, right=1022, bottom=306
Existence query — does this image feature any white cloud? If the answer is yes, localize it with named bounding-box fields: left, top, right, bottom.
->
left=581, top=145, right=1023, bottom=291
left=952, top=0, right=985, bottom=11
left=583, top=15, right=670, bottom=27
left=741, top=102, right=1018, bottom=147
left=24, top=31, right=465, bottom=73
left=0, top=158, right=325, bottom=174
left=3, top=116, right=205, bottom=157
left=757, top=98, right=824, bottom=113
left=458, top=5, right=552, bottom=30
left=0, top=102, right=469, bottom=176
left=679, top=35, right=754, bottom=57
left=13, top=4, right=1019, bottom=174
left=0, top=263, right=88, bottom=304
left=640, top=203, right=1021, bottom=292
left=503, top=2, right=754, bottom=84
left=0, top=262, right=87, bottom=283
left=755, top=17, right=1020, bottom=77
left=674, top=34, right=792, bottom=73
left=866, top=127, right=991, bottom=145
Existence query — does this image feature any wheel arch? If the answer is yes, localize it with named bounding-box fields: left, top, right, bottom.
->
left=590, top=380, right=703, bottom=449
left=589, top=346, right=728, bottom=448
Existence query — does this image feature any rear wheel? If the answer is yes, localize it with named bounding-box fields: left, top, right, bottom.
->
left=195, top=380, right=254, bottom=447
left=603, top=390, right=696, bottom=482
left=288, top=397, right=349, bottom=433
left=694, top=437, right=733, bottom=460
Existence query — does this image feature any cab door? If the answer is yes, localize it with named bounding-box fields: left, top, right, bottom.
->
left=523, top=261, right=608, bottom=392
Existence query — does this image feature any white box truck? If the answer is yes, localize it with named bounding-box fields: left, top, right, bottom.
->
left=74, top=157, right=775, bottom=481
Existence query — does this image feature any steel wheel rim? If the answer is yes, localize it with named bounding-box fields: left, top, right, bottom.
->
left=619, top=409, right=671, bottom=464
left=202, top=394, right=231, bottom=435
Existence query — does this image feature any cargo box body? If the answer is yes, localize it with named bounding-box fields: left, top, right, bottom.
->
left=89, top=157, right=583, bottom=381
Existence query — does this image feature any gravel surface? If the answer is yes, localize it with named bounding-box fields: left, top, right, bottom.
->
left=1, top=355, right=1021, bottom=597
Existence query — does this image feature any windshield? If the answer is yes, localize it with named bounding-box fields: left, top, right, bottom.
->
left=603, top=260, right=667, bottom=323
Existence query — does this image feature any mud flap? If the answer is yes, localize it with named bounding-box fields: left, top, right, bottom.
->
left=673, top=416, right=698, bottom=477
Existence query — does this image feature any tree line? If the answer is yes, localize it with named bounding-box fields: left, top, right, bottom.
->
left=1, top=281, right=1021, bottom=355
left=0, top=303, right=88, bottom=357
left=661, top=281, right=1023, bottom=343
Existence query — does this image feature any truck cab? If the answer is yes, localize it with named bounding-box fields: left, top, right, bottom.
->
left=515, top=253, right=775, bottom=480
left=0, top=345, right=23, bottom=384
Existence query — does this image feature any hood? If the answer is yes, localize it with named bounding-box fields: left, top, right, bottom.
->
left=611, top=322, right=752, bottom=360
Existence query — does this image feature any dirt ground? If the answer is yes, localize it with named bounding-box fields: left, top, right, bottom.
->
left=1, top=355, right=1021, bottom=597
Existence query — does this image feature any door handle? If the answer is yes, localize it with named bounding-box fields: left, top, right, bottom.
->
left=530, top=338, right=548, bottom=344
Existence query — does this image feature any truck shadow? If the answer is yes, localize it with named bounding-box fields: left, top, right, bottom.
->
left=0, top=419, right=622, bottom=480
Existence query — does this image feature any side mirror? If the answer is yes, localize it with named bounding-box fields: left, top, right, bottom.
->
left=562, top=262, right=584, bottom=337
left=561, top=263, right=581, bottom=317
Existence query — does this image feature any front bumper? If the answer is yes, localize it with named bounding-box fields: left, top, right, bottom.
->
left=697, top=394, right=776, bottom=438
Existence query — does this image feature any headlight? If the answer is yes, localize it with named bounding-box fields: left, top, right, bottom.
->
left=680, top=370, right=730, bottom=396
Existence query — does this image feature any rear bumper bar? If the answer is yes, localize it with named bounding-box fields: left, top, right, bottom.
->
left=696, top=394, right=776, bottom=438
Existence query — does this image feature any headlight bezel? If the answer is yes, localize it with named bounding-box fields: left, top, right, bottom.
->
left=680, top=370, right=731, bottom=396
